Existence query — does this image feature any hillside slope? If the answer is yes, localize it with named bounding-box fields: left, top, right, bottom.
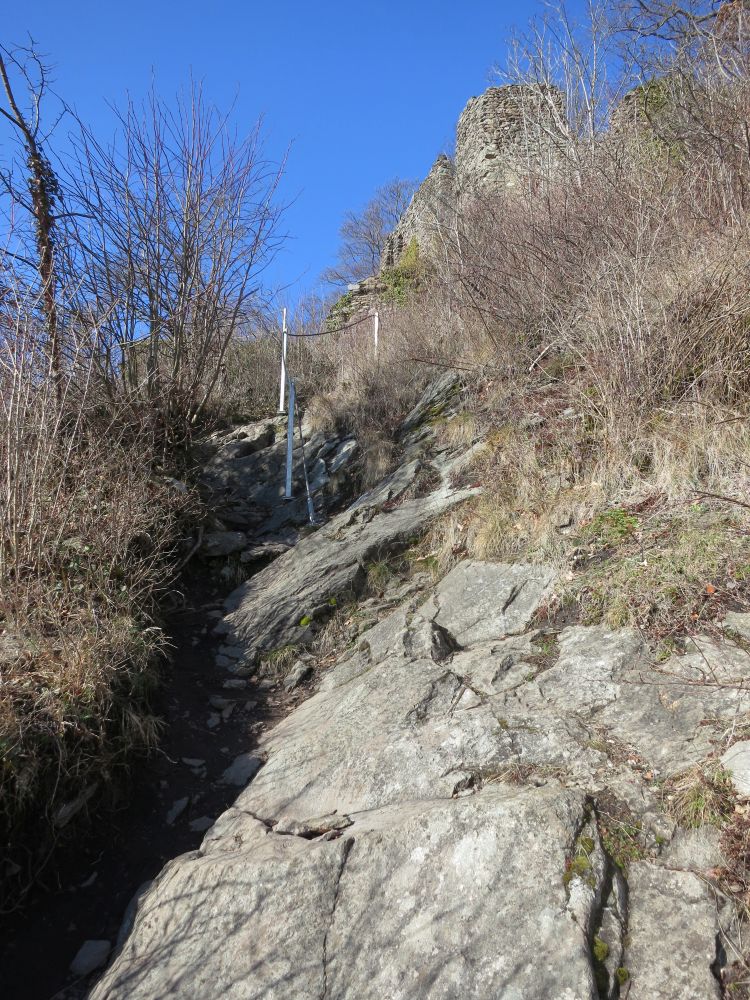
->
left=84, top=372, right=748, bottom=1000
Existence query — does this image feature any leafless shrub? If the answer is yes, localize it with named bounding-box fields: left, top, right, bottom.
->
left=0, top=285, right=200, bottom=903
left=443, top=1, right=750, bottom=437
left=60, top=82, right=285, bottom=447
left=0, top=61, right=284, bottom=899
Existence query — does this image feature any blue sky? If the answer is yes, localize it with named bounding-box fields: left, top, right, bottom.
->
left=2, top=1, right=586, bottom=307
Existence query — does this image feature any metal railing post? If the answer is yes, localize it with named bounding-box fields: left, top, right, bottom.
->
left=284, top=377, right=295, bottom=499
left=278, top=307, right=288, bottom=414
left=295, top=394, right=320, bottom=526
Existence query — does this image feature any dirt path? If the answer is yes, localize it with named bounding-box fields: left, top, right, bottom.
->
left=0, top=583, right=298, bottom=1000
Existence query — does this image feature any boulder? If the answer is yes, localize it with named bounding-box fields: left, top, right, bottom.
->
left=283, top=660, right=313, bottom=692
left=201, top=531, right=247, bottom=558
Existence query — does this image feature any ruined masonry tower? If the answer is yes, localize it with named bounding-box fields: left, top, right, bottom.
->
left=382, top=84, right=565, bottom=270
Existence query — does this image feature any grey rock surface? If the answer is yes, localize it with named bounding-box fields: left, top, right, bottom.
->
left=219, top=753, right=263, bottom=787
left=625, top=863, right=721, bottom=999
left=328, top=438, right=358, bottom=475
left=200, top=531, right=247, bottom=558
left=91, top=788, right=606, bottom=1000
left=90, top=815, right=348, bottom=1000
left=216, top=475, right=479, bottom=665
left=722, top=740, right=750, bottom=797
left=421, top=559, right=555, bottom=646
left=283, top=660, right=313, bottom=692
left=200, top=415, right=356, bottom=540
left=70, top=939, right=111, bottom=977
left=724, top=610, right=750, bottom=641
left=96, top=372, right=742, bottom=999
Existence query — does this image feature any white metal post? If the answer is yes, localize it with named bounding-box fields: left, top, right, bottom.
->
left=373, top=310, right=379, bottom=359
left=278, top=307, right=288, bottom=413
left=284, top=378, right=295, bottom=499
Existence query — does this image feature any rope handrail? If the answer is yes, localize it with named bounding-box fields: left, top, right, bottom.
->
left=286, top=311, right=374, bottom=339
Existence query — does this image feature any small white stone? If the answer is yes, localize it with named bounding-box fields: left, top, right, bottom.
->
left=70, top=939, right=111, bottom=976
left=189, top=816, right=214, bottom=833
left=722, top=741, right=750, bottom=797
left=219, top=754, right=262, bottom=787
left=166, top=797, right=189, bottom=825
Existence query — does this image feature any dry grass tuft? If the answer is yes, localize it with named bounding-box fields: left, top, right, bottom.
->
left=663, top=761, right=736, bottom=829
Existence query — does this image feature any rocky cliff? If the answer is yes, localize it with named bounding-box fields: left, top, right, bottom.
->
left=83, top=372, right=747, bottom=999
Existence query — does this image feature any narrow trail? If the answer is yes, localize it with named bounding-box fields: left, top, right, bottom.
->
left=0, top=379, right=398, bottom=1000
left=0, top=568, right=305, bottom=1000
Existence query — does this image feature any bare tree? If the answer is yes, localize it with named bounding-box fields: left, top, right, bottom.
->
left=618, top=0, right=722, bottom=43
left=323, top=177, right=417, bottom=287
left=0, top=43, right=64, bottom=403
left=62, top=83, right=285, bottom=444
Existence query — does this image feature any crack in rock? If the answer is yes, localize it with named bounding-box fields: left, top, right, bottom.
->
left=406, top=671, right=464, bottom=725
left=321, top=837, right=353, bottom=1000
left=501, top=580, right=526, bottom=614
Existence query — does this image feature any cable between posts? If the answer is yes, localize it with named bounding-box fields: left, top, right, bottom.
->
left=278, top=308, right=378, bottom=514
left=286, top=311, right=374, bottom=339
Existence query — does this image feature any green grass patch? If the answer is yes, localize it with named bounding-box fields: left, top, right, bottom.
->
left=568, top=507, right=750, bottom=639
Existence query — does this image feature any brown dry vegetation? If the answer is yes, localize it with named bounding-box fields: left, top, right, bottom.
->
left=251, top=1, right=750, bottom=649
left=0, top=290, right=201, bottom=902
left=0, top=62, right=283, bottom=902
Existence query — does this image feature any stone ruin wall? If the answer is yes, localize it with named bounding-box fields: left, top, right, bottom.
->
left=380, top=84, right=566, bottom=272
left=454, top=84, right=565, bottom=196
left=381, top=153, right=456, bottom=271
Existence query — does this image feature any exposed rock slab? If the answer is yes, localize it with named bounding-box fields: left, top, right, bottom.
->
left=96, top=581, right=740, bottom=999
left=216, top=479, right=480, bottom=665
left=93, top=370, right=747, bottom=998
left=90, top=814, right=347, bottom=1000
left=237, top=562, right=553, bottom=825
left=625, top=863, right=721, bottom=999
left=91, top=787, right=606, bottom=1000
left=493, top=625, right=750, bottom=782
left=421, top=559, right=555, bottom=646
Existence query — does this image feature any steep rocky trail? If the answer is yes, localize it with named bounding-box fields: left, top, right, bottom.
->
left=94, top=556, right=743, bottom=999
left=1, top=372, right=477, bottom=1000
left=10, top=371, right=750, bottom=999
left=0, top=587, right=294, bottom=1000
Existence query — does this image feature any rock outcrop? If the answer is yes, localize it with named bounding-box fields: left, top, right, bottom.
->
left=92, top=552, right=737, bottom=998
left=88, top=373, right=743, bottom=999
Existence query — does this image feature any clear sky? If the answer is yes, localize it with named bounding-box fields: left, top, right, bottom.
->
left=2, top=1, right=586, bottom=307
